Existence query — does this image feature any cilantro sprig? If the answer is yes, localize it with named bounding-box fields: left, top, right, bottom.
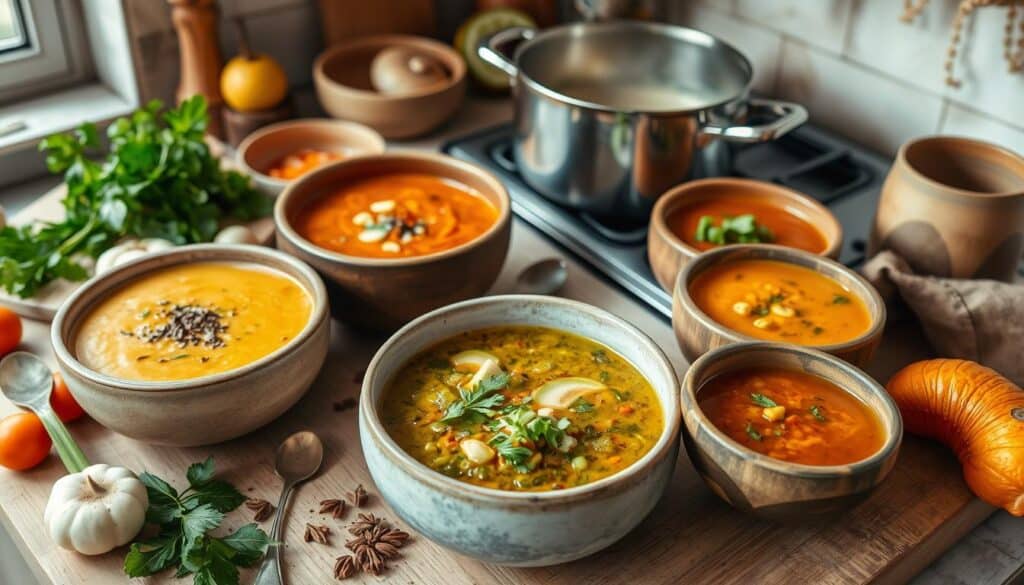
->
left=488, top=405, right=572, bottom=472
left=750, top=393, right=778, bottom=408
left=0, top=96, right=270, bottom=298
left=440, top=372, right=510, bottom=424
left=695, top=214, right=774, bottom=245
left=123, top=458, right=270, bottom=585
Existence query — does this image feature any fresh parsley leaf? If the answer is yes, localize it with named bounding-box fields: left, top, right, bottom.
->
left=139, top=472, right=182, bottom=524
left=832, top=294, right=851, bottom=305
left=186, top=457, right=215, bottom=487
left=591, top=349, right=611, bottom=364
left=440, top=372, right=509, bottom=423
left=123, top=535, right=180, bottom=577
left=694, top=214, right=774, bottom=245
left=745, top=423, right=763, bottom=442
left=218, top=524, right=271, bottom=567
left=489, top=433, right=534, bottom=472
left=750, top=393, right=777, bottom=408
left=182, top=505, right=224, bottom=546
left=570, top=398, right=595, bottom=413
left=184, top=479, right=246, bottom=513
left=810, top=404, right=827, bottom=422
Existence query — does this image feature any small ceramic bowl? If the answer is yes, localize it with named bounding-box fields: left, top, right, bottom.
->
left=275, top=152, right=511, bottom=332
left=236, top=118, right=386, bottom=198
left=313, top=35, right=467, bottom=139
left=50, top=245, right=329, bottom=447
left=648, top=178, right=843, bottom=292
left=673, top=244, right=885, bottom=367
left=681, top=342, right=902, bottom=520
left=360, top=295, right=681, bottom=566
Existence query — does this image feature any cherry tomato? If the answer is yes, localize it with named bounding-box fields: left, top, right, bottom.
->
left=0, top=306, right=21, bottom=357
left=0, top=412, right=51, bottom=471
left=50, top=373, right=85, bottom=423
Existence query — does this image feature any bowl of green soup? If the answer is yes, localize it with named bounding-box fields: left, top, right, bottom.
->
left=360, top=295, right=680, bottom=566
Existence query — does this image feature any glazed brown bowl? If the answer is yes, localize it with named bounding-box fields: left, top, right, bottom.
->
left=50, top=245, right=330, bottom=447
left=237, top=118, right=386, bottom=198
left=648, top=178, right=842, bottom=292
left=681, top=342, right=902, bottom=520
left=673, top=244, right=885, bottom=367
left=274, top=152, right=511, bottom=331
left=313, top=35, right=467, bottom=139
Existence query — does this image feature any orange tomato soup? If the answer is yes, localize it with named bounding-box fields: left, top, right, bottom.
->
left=668, top=197, right=827, bottom=253
left=689, top=259, right=872, bottom=345
left=294, top=173, right=498, bottom=258
left=268, top=148, right=344, bottom=180
left=698, top=368, right=885, bottom=465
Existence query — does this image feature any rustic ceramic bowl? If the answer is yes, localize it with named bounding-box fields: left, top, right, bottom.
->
left=313, top=35, right=466, bottom=139
left=673, top=244, right=885, bottom=367
left=681, top=342, right=902, bottom=520
left=360, top=295, right=681, bottom=566
left=50, top=244, right=330, bottom=447
left=274, top=152, right=511, bottom=332
left=237, top=118, right=386, bottom=198
left=648, top=177, right=843, bottom=291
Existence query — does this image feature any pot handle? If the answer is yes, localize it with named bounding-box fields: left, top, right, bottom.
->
left=477, top=26, right=536, bottom=78
left=701, top=98, right=809, bottom=143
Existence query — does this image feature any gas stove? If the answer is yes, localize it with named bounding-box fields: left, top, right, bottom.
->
left=444, top=122, right=892, bottom=319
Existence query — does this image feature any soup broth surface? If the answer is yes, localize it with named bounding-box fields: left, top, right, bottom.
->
left=381, top=326, right=663, bottom=492
left=76, top=262, right=311, bottom=381
left=698, top=367, right=885, bottom=465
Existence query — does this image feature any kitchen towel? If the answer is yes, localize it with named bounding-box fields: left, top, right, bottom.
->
left=862, top=250, right=1024, bottom=386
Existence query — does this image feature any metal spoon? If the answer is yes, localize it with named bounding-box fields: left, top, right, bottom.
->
left=0, top=352, right=89, bottom=473
left=510, top=258, right=568, bottom=295
left=253, top=431, right=325, bottom=585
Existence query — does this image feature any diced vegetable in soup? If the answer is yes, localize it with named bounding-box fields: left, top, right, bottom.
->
left=698, top=368, right=885, bottom=465
left=689, top=259, right=872, bottom=345
left=381, top=326, right=663, bottom=492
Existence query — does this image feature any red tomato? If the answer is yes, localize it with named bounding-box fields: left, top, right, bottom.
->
left=0, top=412, right=51, bottom=471
left=50, top=373, right=86, bottom=423
left=0, top=306, right=21, bottom=357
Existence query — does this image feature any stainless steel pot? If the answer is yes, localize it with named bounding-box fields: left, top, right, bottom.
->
left=479, top=21, right=808, bottom=221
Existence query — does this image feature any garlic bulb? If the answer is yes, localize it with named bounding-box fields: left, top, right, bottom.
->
left=214, top=225, right=258, bottom=245
left=43, top=464, right=148, bottom=555
left=95, top=238, right=175, bottom=274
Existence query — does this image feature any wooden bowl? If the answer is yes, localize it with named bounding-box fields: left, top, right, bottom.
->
left=681, top=342, right=902, bottom=520
left=673, top=244, right=885, bottom=367
left=237, top=118, right=386, bottom=198
left=313, top=35, right=467, bottom=139
left=274, top=152, right=511, bottom=332
left=50, top=245, right=330, bottom=446
left=648, top=178, right=842, bottom=292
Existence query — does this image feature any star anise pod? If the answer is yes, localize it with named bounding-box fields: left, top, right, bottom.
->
left=244, top=498, right=274, bottom=522
left=378, top=527, right=410, bottom=548
left=304, top=523, right=331, bottom=545
left=347, top=484, right=368, bottom=507
left=347, top=512, right=380, bottom=536
left=355, top=545, right=384, bottom=576
left=333, top=555, right=356, bottom=580
left=319, top=498, right=347, bottom=519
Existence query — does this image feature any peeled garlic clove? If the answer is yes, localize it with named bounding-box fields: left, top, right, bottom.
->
left=358, top=228, right=389, bottom=243
left=460, top=438, right=496, bottom=464
left=214, top=225, right=258, bottom=245
left=113, top=249, right=150, bottom=267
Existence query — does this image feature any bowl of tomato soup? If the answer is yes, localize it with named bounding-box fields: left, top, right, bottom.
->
left=674, top=244, right=885, bottom=367
left=51, top=244, right=329, bottom=446
left=681, top=342, right=902, bottom=520
left=648, top=178, right=842, bottom=291
left=275, top=152, right=511, bottom=331
left=360, top=295, right=680, bottom=565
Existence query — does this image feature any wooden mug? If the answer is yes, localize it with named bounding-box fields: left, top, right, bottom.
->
left=870, top=136, right=1024, bottom=281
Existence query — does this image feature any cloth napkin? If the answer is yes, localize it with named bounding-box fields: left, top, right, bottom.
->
left=861, top=250, right=1024, bottom=386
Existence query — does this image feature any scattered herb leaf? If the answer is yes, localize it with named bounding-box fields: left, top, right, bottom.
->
left=439, top=373, right=509, bottom=423
left=591, top=349, right=610, bottom=364
left=694, top=214, right=774, bottom=245
left=831, top=294, right=851, bottom=305
left=750, top=393, right=778, bottom=408
left=810, top=404, right=827, bottom=422
left=745, top=422, right=763, bottom=442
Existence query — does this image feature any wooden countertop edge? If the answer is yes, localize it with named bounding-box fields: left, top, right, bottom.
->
left=0, top=498, right=58, bottom=585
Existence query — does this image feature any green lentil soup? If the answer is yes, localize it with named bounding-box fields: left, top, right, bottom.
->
left=381, top=326, right=663, bottom=492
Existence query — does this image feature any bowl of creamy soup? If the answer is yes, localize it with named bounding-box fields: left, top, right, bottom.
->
left=359, top=295, right=680, bottom=565
left=275, top=152, right=511, bottom=331
left=681, top=342, right=902, bottom=519
left=674, top=244, right=885, bottom=367
left=51, top=244, right=329, bottom=446
left=648, top=178, right=842, bottom=292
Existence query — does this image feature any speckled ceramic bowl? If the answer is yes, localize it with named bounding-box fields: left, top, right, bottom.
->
left=359, top=295, right=681, bottom=566
left=681, top=342, right=902, bottom=520
left=50, top=244, right=330, bottom=446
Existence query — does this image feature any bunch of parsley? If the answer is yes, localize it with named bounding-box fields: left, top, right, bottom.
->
left=0, top=96, right=270, bottom=298
left=124, top=458, right=271, bottom=585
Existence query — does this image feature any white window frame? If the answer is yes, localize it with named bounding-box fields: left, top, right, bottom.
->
left=0, top=0, right=92, bottom=104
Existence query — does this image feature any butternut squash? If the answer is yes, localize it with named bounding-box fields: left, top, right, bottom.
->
left=886, top=359, right=1024, bottom=515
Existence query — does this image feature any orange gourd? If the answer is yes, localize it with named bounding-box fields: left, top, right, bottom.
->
left=886, top=359, right=1024, bottom=515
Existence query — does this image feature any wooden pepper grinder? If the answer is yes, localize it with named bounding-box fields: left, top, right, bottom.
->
left=168, top=0, right=225, bottom=139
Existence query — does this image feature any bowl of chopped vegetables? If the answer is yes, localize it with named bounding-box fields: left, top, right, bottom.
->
left=359, top=295, right=681, bottom=566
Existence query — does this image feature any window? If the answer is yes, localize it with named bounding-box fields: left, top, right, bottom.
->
left=0, top=0, right=91, bottom=104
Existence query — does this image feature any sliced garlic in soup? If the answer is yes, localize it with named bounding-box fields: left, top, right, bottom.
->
left=532, top=377, right=607, bottom=409
left=451, top=350, right=501, bottom=372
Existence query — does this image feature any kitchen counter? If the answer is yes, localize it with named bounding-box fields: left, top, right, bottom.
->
left=0, top=98, right=1020, bottom=585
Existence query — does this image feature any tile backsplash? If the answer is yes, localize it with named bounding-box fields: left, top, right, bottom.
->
left=671, top=0, right=1024, bottom=156
left=122, top=0, right=1024, bottom=157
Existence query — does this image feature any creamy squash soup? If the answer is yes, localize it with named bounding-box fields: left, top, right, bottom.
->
left=381, top=326, right=663, bottom=492
left=689, top=259, right=872, bottom=345
left=699, top=368, right=885, bottom=465
left=76, top=263, right=311, bottom=381
left=294, top=173, right=497, bottom=258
